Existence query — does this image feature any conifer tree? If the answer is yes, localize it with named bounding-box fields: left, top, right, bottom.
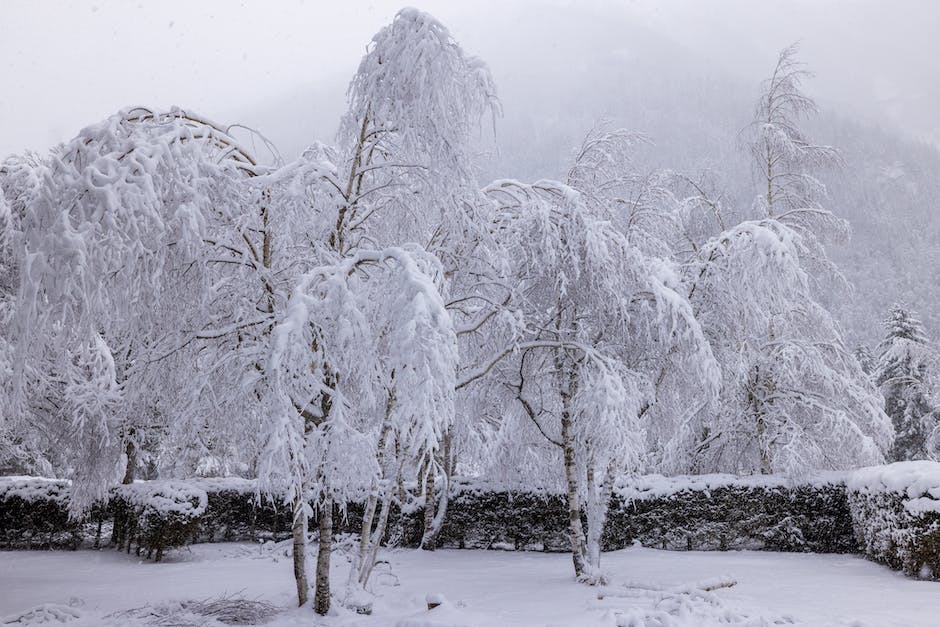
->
left=874, top=304, right=938, bottom=461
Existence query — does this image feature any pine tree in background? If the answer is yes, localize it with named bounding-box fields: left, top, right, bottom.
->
left=854, top=345, right=876, bottom=375
left=874, top=304, right=938, bottom=461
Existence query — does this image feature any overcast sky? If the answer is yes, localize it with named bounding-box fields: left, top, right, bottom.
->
left=2, top=0, right=938, bottom=159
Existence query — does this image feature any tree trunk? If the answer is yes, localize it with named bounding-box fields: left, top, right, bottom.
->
left=291, top=496, right=309, bottom=607
left=756, top=412, right=771, bottom=474
left=360, top=491, right=392, bottom=586
left=350, top=408, right=393, bottom=592
left=584, top=461, right=600, bottom=572
left=561, top=408, right=588, bottom=579
left=114, top=440, right=136, bottom=556
left=393, top=434, right=406, bottom=505
left=583, top=462, right=615, bottom=583
left=314, top=496, right=333, bottom=615
left=421, top=468, right=450, bottom=550
left=122, top=439, right=137, bottom=485
left=420, top=463, right=437, bottom=550
left=420, top=427, right=456, bottom=549
left=332, top=110, right=371, bottom=253
left=347, top=483, right=377, bottom=590
left=752, top=360, right=774, bottom=475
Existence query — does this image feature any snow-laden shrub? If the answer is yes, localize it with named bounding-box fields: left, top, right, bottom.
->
left=434, top=478, right=571, bottom=550
left=1, top=473, right=860, bottom=556
left=111, top=480, right=208, bottom=561
left=430, top=474, right=855, bottom=553
left=190, top=477, right=293, bottom=543
left=190, top=478, right=413, bottom=546
left=606, top=473, right=856, bottom=553
left=0, top=477, right=87, bottom=549
left=847, top=461, right=940, bottom=578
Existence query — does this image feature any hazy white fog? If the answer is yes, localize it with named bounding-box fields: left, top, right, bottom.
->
left=2, top=0, right=938, bottom=160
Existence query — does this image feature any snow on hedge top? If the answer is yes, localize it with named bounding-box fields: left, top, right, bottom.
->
left=0, top=476, right=71, bottom=503
left=113, top=480, right=208, bottom=518
left=848, top=461, right=940, bottom=514
left=448, top=472, right=846, bottom=501
left=615, top=472, right=847, bottom=501
left=0, top=476, right=263, bottom=509
left=189, top=477, right=257, bottom=495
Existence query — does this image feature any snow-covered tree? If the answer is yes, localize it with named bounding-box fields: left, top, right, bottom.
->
left=874, top=305, right=939, bottom=461
left=655, top=45, right=892, bottom=476
left=748, top=43, right=842, bottom=228
left=471, top=177, right=716, bottom=582
left=0, top=182, right=22, bottom=470
left=339, top=0, right=497, bottom=568
left=676, top=219, right=891, bottom=474
left=566, top=126, right=691, bottom=255
left=333, top=6, right=496, bottom=255
left=260, top=247, right=457, bottom=612
left=0, top=108, right=266, bottom=512
left=854, top=344, right=876, bottom=375
left=0, top=91, right=465, bottom=614
left=252, top=8, right=498, bottom=614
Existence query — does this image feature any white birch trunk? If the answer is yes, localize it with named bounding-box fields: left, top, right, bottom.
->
left=359, top=490, right=392, bottom=586
left=291, top=495, right=309, bottom=607
left=583, top=461, right=616, bottom=583
left=314, top=496, right=332, bottom=615
left=420, top=462, right=437, bottom=550
left=561, top=407, right=588, bottom=579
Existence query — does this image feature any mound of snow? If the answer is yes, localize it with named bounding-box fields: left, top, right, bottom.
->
left=113, top=480, right=208, bottom=517
left=615, top=471, right=845, bottom=501
left=1, top=603, right=82, bottom=624
left=394, top=601, right=486, bottom=627
left=0, top=476, right=71, bottom=504
left=848, top=461, right=940, bottom=513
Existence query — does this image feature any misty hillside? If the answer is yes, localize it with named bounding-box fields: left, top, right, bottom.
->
left=245, top=5, right=940, bottom=347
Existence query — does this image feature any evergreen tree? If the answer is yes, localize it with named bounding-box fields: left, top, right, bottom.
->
left=874, top=304, right=938, bottom=461
left=854, top=345, right=876, bottom=375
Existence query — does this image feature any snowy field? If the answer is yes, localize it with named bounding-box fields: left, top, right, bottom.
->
left=1, top=544, right=936, bottom=626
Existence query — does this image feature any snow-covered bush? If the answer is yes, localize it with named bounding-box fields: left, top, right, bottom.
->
left=0, top=473, right=873, bottom=559
left=190, top=478, right=292, bottom=543
left=847, top=461, right=940, bottom=578
left=607, top=474, right=855, bottom=553
left=0, top=477, right=88, bottom=549
left=111, top=480, right=208, bottom=561
left=2, top=474, right=859, bottom=555
left=429, top=475, right=856, bottom=554
left=433, top=478, right=570, bottom=551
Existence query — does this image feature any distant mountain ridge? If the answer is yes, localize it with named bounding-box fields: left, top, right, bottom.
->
left=240, top=4, right=940, bottom=347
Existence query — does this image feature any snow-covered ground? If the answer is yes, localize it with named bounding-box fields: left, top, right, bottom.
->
left=1, top=543, right=936, bottom=626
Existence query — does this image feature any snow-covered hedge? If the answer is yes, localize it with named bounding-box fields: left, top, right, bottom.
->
left=190, top=478, right=293, bottom=543
left=434, top=479, right=571, bottom=550
left=0, top=477, right=290, bottom=554
left=0, top=477, right=89, bottom=549
left=111, top=480, right=208, bottom=561
left=431, top=474, right=856, bottom=553
left=0, top=473, right=862, bottom=557
left=605, top=473, right=856, bottom=553
left=847, top=461, right=940, bottom=578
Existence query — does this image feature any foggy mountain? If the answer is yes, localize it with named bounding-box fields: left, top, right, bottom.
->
left=243, top=4, right=940, bottom=347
